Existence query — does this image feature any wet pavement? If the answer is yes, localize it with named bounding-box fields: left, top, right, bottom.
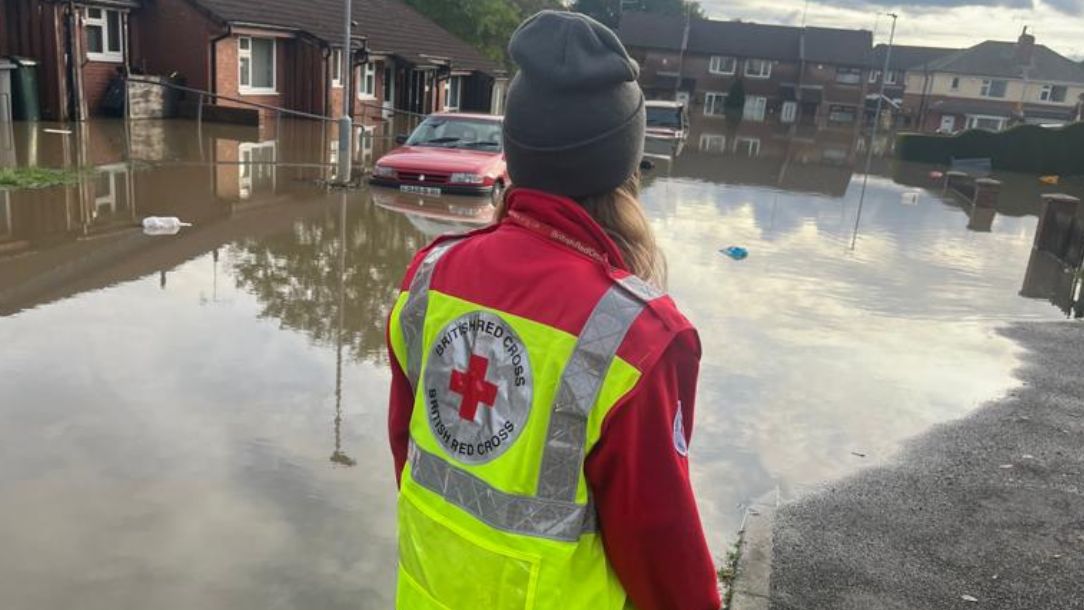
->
left=2, top=118, right=1083, bottom=609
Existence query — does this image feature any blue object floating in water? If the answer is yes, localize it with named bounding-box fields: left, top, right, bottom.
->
left=720, top=246, right=748, bottom=261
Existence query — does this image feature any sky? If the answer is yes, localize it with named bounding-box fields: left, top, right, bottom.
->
left=699, top=0, right=1084, bottom=60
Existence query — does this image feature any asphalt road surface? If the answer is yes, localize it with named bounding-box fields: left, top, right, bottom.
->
left=770, top=322, right=1084, bottom=610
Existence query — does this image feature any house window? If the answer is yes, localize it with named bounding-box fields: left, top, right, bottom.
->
left=868, top=70, right=881, bottom=84
left=781, top=100, right=797, bottom=123
left=331, top=48, right=343, bottom=88
left=950, top=76, right=960, bottom=90
left=699, top=133, right=726, bottom=152
left=358, top=62, right=376, bottom=98
left=704, top=92, right=727, bottom=116
left=1040, top=84, right=1067, bottom=103
left=835, top=67, right=862, bottom=85
left=444, top=75, right=462, bottom=110
left=828, top=104, right=857, bottom=124
left=966, top=114, right=1007, bottom=131
left=734, top=137, right=760, bottom=158
left=744, top=58, right=772, bottom=79
left=85, top=7, right=123, bottom=62
left=383, top=65, right=393, bottom=102
left=743, top=96, right=767, bottom=121
left=885, top=70, right=900, bottom=85
left=709, top=56, right=736, bottom=75
left=239, top=37, right=276, bottom=94
left=980, top=79, right=1007, bottom=98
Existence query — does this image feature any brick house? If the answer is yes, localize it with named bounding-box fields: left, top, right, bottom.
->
left=903, top=29, right=1084, bottom=133
left=0, top=0, right=504, bottom=123
left=867, top=44, right=957, bottom=128
left=618, top=12, right=872, bottom=138
left=1, top=0, right=143, bottom=121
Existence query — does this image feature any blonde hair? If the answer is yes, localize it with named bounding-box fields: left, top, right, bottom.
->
left=496, top=173, right=667, bottom=289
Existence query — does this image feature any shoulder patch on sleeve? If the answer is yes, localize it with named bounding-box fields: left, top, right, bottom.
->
left=673, top=401, right=689, bottom=457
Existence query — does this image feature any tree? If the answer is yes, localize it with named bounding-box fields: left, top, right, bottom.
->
left=571, top=0, right=703, bottom=28
left=724, top=78, right=745, bottom=122
left=405, top=0, right=565, bottom=65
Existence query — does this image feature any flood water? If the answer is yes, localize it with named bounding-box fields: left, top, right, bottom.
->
left=2, top=118, right=1082, bottom=609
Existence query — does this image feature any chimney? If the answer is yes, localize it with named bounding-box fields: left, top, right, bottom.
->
left=1015, top=26, right=1035, bottom=66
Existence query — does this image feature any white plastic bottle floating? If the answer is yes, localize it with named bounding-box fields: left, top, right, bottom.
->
left=901, top=191, right=920, bottom=206
left=142, top=216, right=192, bottom=236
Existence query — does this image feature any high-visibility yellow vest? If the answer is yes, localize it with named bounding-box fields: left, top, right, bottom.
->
left=388, top=239, right=661, bottom=610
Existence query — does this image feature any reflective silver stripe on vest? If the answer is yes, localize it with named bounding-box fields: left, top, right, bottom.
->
left=411, top=443, right=596, bottom=542
left=402, top=264, right=657, bottom=540
left=536, top=283, right=648, bottom=502
left=400, top=240, right=461, bottom=391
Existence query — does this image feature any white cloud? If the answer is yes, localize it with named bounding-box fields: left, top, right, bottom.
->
left=699, top=0, right=1084, bottom=60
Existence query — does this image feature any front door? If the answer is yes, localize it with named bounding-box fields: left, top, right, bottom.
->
left=939, top=115, right=956, bottom=133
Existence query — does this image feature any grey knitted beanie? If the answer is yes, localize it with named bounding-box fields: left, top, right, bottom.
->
left=503, top=11, right=645, bottom=199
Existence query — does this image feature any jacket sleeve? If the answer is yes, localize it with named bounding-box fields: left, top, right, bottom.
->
left=584, top=329, right=721, bottom=610
left=387, top=321, right=414, bottom=486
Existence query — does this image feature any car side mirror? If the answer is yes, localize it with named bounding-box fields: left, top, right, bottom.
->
left=395, top=134, right=409, bottom=145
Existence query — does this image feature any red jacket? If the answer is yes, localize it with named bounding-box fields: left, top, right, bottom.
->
left=387, top=188, right=720, bottom=610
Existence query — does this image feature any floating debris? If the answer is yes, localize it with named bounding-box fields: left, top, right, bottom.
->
left=43, top=128, right=72, bottom=135
left=961, top=594, right=979, bottom=602
left=901, top=191, right=920, bottom=206
left=720, top=246, right=748, bottom=261
left=851, top=451, right=867, bottom=458
left=142, top=216, right=193, bottom=236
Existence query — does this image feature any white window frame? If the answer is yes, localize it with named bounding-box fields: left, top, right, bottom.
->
left=698, top=133, right=726, bottom=152
left=781, top=100, right=798, bottom=123
left=868, top=70, right=881, bottom=84
left=885, top=70, right=900, bottom=85
left=708, top=56, right=736, bottom=75
left=358, top=62, right=376, bottom=99
left=238, top=36, right=277, bottom=95
left=331, top=48, right=343, bottom=88
left=1039, top=84, right=1066, bottom=103
left=734, top=137, right=761, bottom=158
left=743, top=95, right=767, bottom=122
left=84, top=7, right=124, bottom=63
left=744, top=58, right=772, bottom=79
left=703, top=91, right=727, bottom=117
left=444, top=75, right=463, bottom=111
left=965, top=114, right=1007, bottom=131
left=835, top=67, right=863, bottom=85
left=980, top=79, right=1007, bottom=99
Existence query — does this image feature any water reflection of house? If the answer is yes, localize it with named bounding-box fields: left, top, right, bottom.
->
left=619, top=12, right=872, bottom=131
left=671, top=126, right=858, bottom=197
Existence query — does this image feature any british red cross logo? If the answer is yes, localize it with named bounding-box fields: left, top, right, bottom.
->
left=449, top=354, right=499, bottom=421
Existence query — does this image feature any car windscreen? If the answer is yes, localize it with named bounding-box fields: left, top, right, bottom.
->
left=406, top=117, right=504, bottom=152
left=646, top=106, right=682, bottom=129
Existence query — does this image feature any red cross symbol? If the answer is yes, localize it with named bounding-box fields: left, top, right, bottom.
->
left=449, top=354, right=499, bottom=422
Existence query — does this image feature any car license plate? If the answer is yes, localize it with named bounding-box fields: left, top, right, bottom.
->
left=400, top=185, right=441, bottom=196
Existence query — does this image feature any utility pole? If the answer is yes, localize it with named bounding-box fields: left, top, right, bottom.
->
left=851, top=12, right=896, bottom=250
left=337, top=0, right=353, bottom=184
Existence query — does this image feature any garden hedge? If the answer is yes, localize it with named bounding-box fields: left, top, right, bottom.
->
left=896, top=121, right=1084, bottom=176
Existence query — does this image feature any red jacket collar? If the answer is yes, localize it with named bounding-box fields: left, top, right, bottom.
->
left=503, top=188, right=630, bottom=272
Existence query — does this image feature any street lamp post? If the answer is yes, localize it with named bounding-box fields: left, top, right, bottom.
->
left=337, top=0, right=353, bottom=184
left=851, top=12, right=897, bottom=250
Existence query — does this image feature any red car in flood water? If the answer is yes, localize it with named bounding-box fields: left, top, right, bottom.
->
left=370, top=113, right=509, bottom=202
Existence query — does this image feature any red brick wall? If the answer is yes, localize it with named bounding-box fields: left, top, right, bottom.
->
left=135, top=0, right=218, bottom=92
left=214, top=34, right=286, bottom=110
left=81, top=62, right=122, bottom=116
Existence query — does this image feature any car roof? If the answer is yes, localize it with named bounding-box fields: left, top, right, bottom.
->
left=430, top=112, right=503, bottom=121
left=645, top=100, right=684, bottom=109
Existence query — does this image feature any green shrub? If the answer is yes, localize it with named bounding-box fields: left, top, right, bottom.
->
left=897, top=121, right=1084, bottom=176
